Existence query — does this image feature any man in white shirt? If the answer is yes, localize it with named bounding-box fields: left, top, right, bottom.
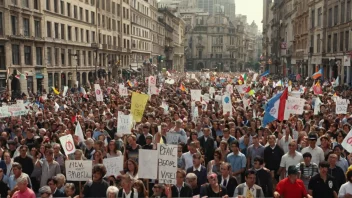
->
left=278, top=140, right=303, bottom=178
left=233, top=170, right=265, bottom=197
left=181, top=141, right=198, bottom=170
left=118, top=175, right=138, bottom=198
left=301, top=133, right=324, bottom=165
left=338, top=168, right=352, bottom=198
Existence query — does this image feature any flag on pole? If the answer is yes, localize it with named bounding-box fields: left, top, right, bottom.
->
left=312, top=68, right=323, bottom=79
left=262, top=88, right=288, bottom=127
left=75, top=122, right=85, bottom=142
left=260, top=70, right=269, bottom=77
left=52, top=87, right=60, bottom=95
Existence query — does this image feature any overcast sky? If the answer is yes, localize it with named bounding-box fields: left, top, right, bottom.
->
left=235, top=0, right=263, bottom=32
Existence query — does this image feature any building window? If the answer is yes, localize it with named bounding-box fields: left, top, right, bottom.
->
left=317, top=34, right=321, bottom=53
left=0, top=46, right=4, bottom=70
left=91, top=11, right=95, bottom=24
left=34, top=20, right=41, bottom=37
left=60, top=0, right=64, bottom=14
left=340, top=32, right=344, bottom=51
left=12, top=45, right=20, bottom=65
left=0, top=12, right=3, bottom=36
left=91, top=0, right=95, bottom=6
left=328, top=8, right=332, bottom=27
left=333, top=33, right=337, bottom=52
left=88, top=51, right=92, bottom=65
left=311, top=9, right=315, bottom=28
left=23, top=18, right=30, bottom=36
left=348, top=1, right=351, bottom=21
left=85, top=10, right=89, bottom=22
left=47, top=47, right=52, bottom=65
left=92, top=31, right=95, bottom=42
left=334, top=5, right=338, bottom=25
left=68, top=49, right=72, bottom=65
left=24, top=46, right=32, bottom=65
left=61, top=24, right=65, bottom=39
left=11, top=16, right=17, bottom=35
left=11, top=0, right=17, bottom=5
left=83, top=51, right=86, bottom=65
left=341, top=1, right=345, bottom=23
left=76, top=50, right=80, bottom=66
left=36, top=47, right=42, bottom=65
left=47, top=21, right=51, bottom=37
left=81, top=28, right=84, bottom=42
left=79, top=7, right=83, bottom=20
left=61, top=49, right=65, bottom=65
left=75, top=27, right=79, bottom=41
left=54, top=23, right=59, bottom=38
left=86, top=30, right=89, bottom=43
left=54, top=0, right=58, bottom=13
left=74, top=5, right=77, bottom=19
left=117, top=4, right=120, bottom=16
left=22, top=0, right=29, bottom=8
left=346, top=31, right=350, bottom=51
left=54, top=48, right=59, bottom=65
left=68, top=26, right=72, bottom=40
left=34, top=0, right=39, bottom=9
left=46, top=0, right=50, bottom=10
left=67, top=3, right=71, bottom=17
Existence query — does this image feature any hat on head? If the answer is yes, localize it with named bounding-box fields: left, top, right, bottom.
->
left=308, top=133, right=318, bottom=140
left=146, top=134, right=153, bottom=140
left=287, top=165, right=298, bottom=175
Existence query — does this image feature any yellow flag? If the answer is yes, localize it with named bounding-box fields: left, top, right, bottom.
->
left=52, top=87, right=60, bottom=95
left=131, top=92, right=149, bottom=122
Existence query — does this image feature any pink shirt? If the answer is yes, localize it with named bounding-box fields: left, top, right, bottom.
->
left=12, top=188, right=36, bottom=198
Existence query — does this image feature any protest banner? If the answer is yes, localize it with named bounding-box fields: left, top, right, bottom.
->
left=158, top=144, right=177, bottom=184
left=149, top=86, right=159, bottom=95
left=59, top=134, right=76, bottom=156
left=166, top=133, right=181, bottom=144
left=138, top=149, right=158, bottom=179
left=117, top=112, right=132, bottom=135
left=148, top=76, right=156, bottom=87
left=285, top=96, right=305, bottom=115
left=222, top=94, right=232, bottom=115
left=130, top=92, right=148, bottom=122
left=119, top=85, right=128, bottom=96
left=94, top=84, right=103, bottom=101
left=63, top=86, right=68, bottom=96
left=190, top=90, right=202, bottom=102
left=342, top=129, right=352, bottom=153
left=0, top=106, right=10, bottom=118
left=235, top=85, right=249, bottom=94
left=65, top=160, right=92, bottom=181
left=336, top=97, right=348, bottom=114
left=226, top=84, right=233, bottom=94
left=103, top=156, right=124, bottom=177
left=8, top=104, right=28, bottom=116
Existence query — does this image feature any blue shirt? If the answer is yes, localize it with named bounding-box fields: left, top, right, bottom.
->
left=226, top=152, right=246, bottom=173
left=5, top=173, right=32, bottom=190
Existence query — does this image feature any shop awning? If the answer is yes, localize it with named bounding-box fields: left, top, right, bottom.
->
left=36, top=73, right=44, bottom=79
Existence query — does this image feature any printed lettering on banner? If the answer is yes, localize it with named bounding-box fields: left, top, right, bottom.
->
left=336, top=98, right=348, bottom=114
left=149, top=76, right=156, bottom=87
left=59, top=134, right=76, bottom=156
left=8, top=104, right=28, bottom=116
left=103, top=156, right=124, bottom=177
left=117, top=112, right=132, bottom=135
left=65, top=160, right=92, bottom=181
left=166, top=133, right=181, bottom=144
left=286, top=96, right=305, bottom=115
left=158, top=144, right=177, bottom=184
left=190, top=90, right=202, bottom=102
left=94, top=84, right=104, bottom=101
left=119, top=86, right=128, bottom=96
left=139, top=149, right=158, bottom=179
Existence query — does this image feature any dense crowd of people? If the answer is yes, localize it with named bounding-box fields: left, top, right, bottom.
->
left=0, top=71, right=352, bottom=198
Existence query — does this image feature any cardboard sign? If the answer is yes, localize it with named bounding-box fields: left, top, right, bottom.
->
left=130, top=92, right=148, bottom=122
left=148, top=76, right=156, bottom=87
left=336, top=97, right=348, bottom=114
left=222, top=94, right=232, bottom=115
left=190, top=90, right=202, bottom=102
left=59, top=134, right=76, bottom=156
left=65, top=160, right=92, bottom=181
left=138, top=149, right=158, bottom=179
left=117, top=112, right=132, bottom=135
left=226, top=84, right=233, bottom=94
left=94, top=84, right=103, bottom=101
left=103, top=156, right=124, bottom=177
left=158, top=144, right=177, bottom=184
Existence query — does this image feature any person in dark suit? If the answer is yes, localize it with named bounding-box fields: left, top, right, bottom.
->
left=136, top=124, right=151, bottom=147
left=251, top=156, right=273, bottom=197
left=171, top=169, right=193, bottom=197
left=198, top=127, right=215, bottom=165
left=47, top=177, right=65, bottom=197
left=218, top=162, right=238, bottom=196
left=186, top=153, right=207, bottom=186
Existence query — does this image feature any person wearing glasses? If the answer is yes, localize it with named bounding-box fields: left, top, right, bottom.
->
left=278, top=140, right=303, bottom=178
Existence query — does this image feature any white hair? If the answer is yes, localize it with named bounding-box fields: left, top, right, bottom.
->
left=106, top=186, right=119, bottom=198
left=16, top=175, right=28, bottom=184
left=55, top=173, right=66, bottom=183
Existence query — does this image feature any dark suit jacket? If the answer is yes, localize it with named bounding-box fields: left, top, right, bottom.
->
left=198, top=136, right=215, bottom=164
left=53, top=189, right=65, bottom=197
left=251, top=168, right=273, bottom=197
left=136, top=134, right=147, bottom=146
left=217, top=175, right=238, bottom=196
left=171, top=183, right=193, bottom=197
left=186, top=166, right=207, bottom=186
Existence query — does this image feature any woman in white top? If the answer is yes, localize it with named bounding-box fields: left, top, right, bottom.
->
left=124, top=159, right=139, bottom=181
left=338, top=168, right=352, bottom=198
left=106, top=140, right=122, bottom=158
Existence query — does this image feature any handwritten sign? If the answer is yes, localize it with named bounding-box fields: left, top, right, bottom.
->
left=65, top=160, right=92, bottom=181
left=117, top=112, right=132, bottom=135
left=166, top=133, right=181, bottom=144
left=103, top=156, right=124, bottom=177
left=285, top=97, right=305, bottom=115
left=130, top=92, right=149, bottom=122
left=0, top=106, right=10, bottom=118
left=8, top=104, right=28, bottom=117
left=139, top=149, right=158, bottom=179
left=149, top=86, right=159, bottom=95
left=158, top=144, right=177, bottom=184
left=336, top=97, right=348, bottom=114
left=94, top=84, right=103, bottom=101
left=148, top=76, right=156, bottom=87
left=59, top=134, right=76, bottom=156
left=119, top=85, right=128, bottom=96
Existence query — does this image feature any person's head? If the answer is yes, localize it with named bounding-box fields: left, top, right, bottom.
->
left=106, top=186, right=119, bottom=198
left=346, top=167, right=352, bottom=183
left=185, top=173, right=197, bottom=188
left=188, top=141, right=197, bottom=153
left=203, top=127, right=210, bottom=137
left=16, top=175, right=29, bottom=192
left=92, top=164, right=107, bottom=182
left=302, top=152, right=312, bottom=165
left=252, top=135, right=259, bottom=145
left=207, top=172, right=218, bottom=186
left=12, top=162, right=22, bottom=177
left=53, top=143, right=61, bottom=154
left=333, top=145, right=343, bottom=158
left=192, top=153, right=202, bottom=167
left=47, top=177, right=58, bottom=192
left=319, top=161, right=329, bottom=176
left=127, top=135, right=137, bottom=145
left=55, top=174, right=66, bottom=188
left=74, top=149, right=84, bottom=160
left=39, top=186, right=52, bottom=198
left=287, top=165, right=299, bottom=182
left=19, top=145, right=28, bottom=157
left=64, top=183, right=75, bottom=197
left=328, top=153, right=338, bottom=166
left=176, top=169, right=186, bottom=185
left=244, top=170, right=256, bottom=188
left=288, top=140, right=297, bottom=152
left=220, top=162, right=231, bottom=177
left=45, top=148, right=54, bottom=162
left=120, top=175, right=132, bottom=190
left=253, top=156, right=264, bottom=169
left=152, top=183, right=164, bottom=196
left=133, top=180, right=147, bottom=196
left=127, top=159, right=138, bottom=175
left=308, top=133, right=318, bottom=147
left=230, top=140, right=240, bottom=153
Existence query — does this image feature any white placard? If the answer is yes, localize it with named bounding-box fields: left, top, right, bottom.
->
left=222, top=94, right=232, bottom=115
left=117, top=112, right=132, bottom=135
left=149, top=86, right=159, bottom=95
left=158, top=144, right=177, bottom=184
left=119, top=85, right=128, bottom=96
left=190, top=90, right=202, bottom=102
left=94, top=84, right=103, bottom=101
left=235, top=85, right=249, bottom=94
left=103, top=156, right=124, bottom=177
left=148, top=76, right=156, bottom=87
left=59, top=134, right=76, bottom=156
left=285, top=96, right=305, bottom=115
left=336, top=97, right=348, bottom=114
left=16, top=100, right=24, bottom=104
left=63, top=86, right=68, bottom=96
left=252, top=73, right=258, bottom=82
left=139, top=149, right=158, bottom=179
left=166, top=133, right=181, bottom=144
left=65, top=160, right=92, bottom=181
left=209, top=87, right=215, bottom=97
left=226, top=84, right=233, bottom=94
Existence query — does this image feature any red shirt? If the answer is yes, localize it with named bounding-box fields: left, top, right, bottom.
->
left=276, top=178, right=307, bottom=198
left=12, top=188, right=36, bottom=198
